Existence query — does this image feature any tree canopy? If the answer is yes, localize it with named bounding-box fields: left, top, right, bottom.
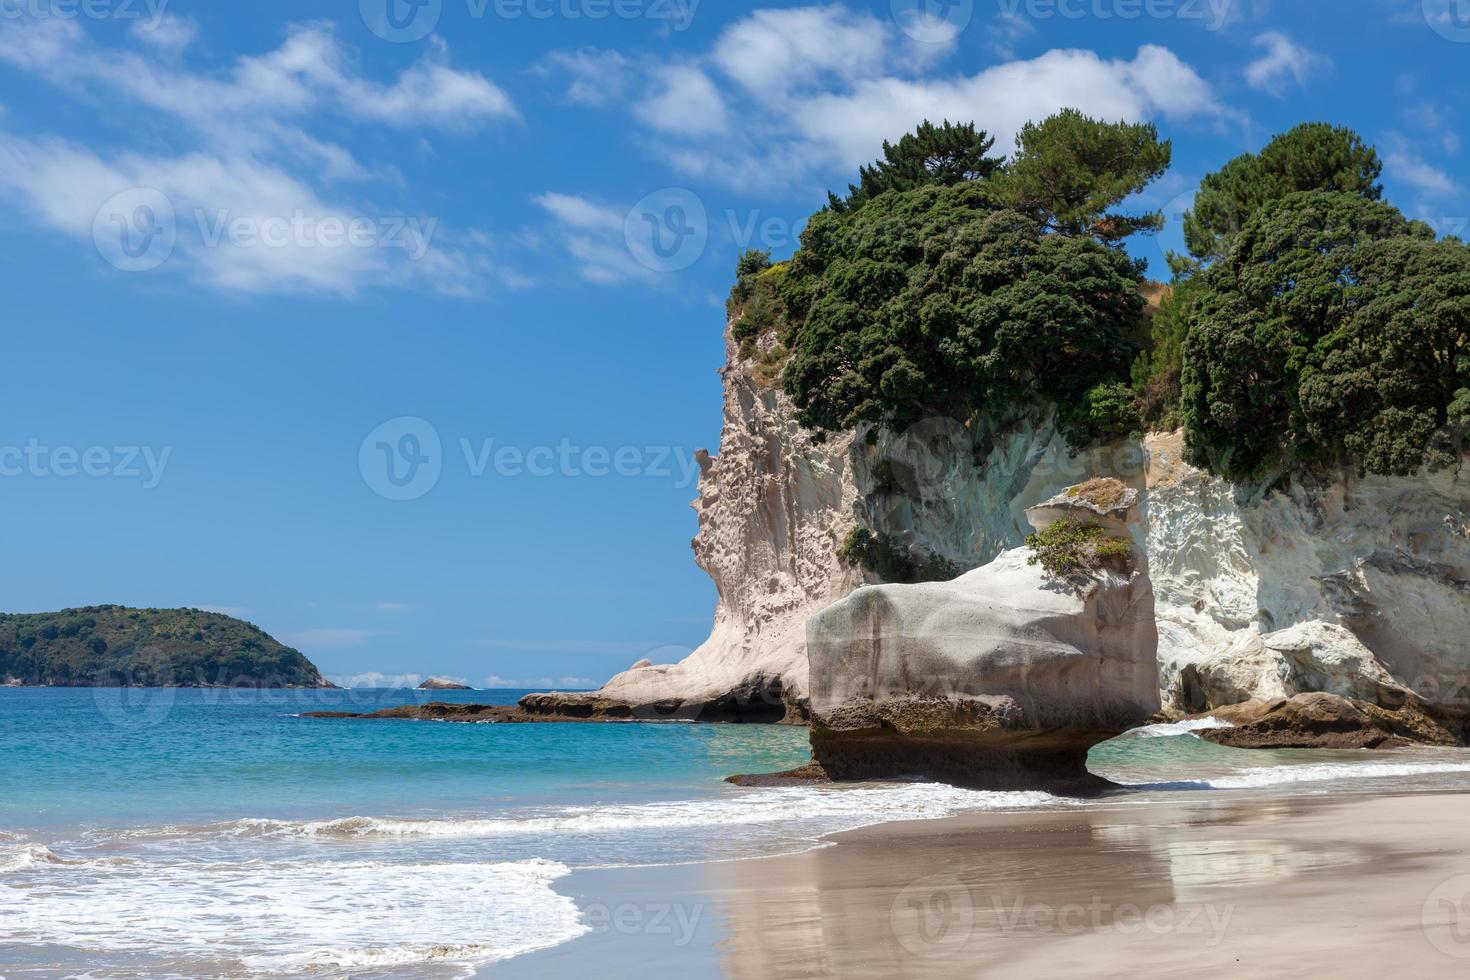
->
left=1181, top=122, right=1383, bottom=266
left=827, top=120, right=1003, bottom=215
left=1000, top=109, right=1172, bottom=242
left=1178, top=190, right=1468, bottom=479
left=779, top=111, right=1170, bottom=444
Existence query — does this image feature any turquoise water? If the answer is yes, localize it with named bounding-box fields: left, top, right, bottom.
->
left=4, top=690, right=1470, bottom=978
left=0, top=688, right=811, bottom=831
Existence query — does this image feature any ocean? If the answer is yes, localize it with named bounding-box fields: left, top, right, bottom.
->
left=4, top=688, right=1470, bottom=978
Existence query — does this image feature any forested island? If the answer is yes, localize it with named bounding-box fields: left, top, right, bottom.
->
left=0, top=605, right=330, bottom=688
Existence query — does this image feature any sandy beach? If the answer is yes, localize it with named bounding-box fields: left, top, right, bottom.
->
left=489, top=791, right=1470, bottom=979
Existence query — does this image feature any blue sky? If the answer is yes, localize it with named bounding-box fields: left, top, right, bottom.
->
left=1, top=0, right=1466, bottom=687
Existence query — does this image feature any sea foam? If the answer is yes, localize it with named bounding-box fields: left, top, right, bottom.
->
left=0, top=856, right=584, bottom=977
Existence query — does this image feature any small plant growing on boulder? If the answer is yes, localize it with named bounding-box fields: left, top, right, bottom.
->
left=840, top=527, right=960, bottom=584
left=1025, top=517, right=1132, bottom=579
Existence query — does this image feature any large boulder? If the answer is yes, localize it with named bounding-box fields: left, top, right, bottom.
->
left=806, top=480, right=1159, bottom=792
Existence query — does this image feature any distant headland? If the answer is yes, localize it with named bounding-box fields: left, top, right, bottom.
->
left=0, top=606, right=331, bottom=688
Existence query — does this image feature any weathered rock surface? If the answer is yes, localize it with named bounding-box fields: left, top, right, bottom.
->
left=1191, top=692, right=1462, bottom=749
left=526, top=315, right=1470, bottom=745
left=527, top=329, right=861, bottom=722
left=1147, top=430, right=1470, bottom=741
left=805, top=481, right=1159, bottom=791
left=418, top=677, right=473, bottom=691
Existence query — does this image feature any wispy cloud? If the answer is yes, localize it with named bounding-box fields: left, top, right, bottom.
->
left=1243, top=31, right=1328, bottom=96
left=0, top=16, right=517, bottom=297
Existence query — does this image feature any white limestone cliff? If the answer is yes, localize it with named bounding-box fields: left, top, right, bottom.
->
left=543, top=327, right=1470, bottom=738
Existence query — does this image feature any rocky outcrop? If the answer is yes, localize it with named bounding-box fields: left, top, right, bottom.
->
left=526, top=330, right=862, bottom=722
left=1147, top=430, right=1470, bottom=741
left=418, top=677, right=472, bottom=691
left=1191, top=692, right=1462, bottom=749
left=805, top=481, right=1159, bottom=791
left=526, top=315, right=1470, bottom=745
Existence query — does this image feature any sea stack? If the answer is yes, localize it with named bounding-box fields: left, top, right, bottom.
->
left=805, top=479, right=1160, bottom=792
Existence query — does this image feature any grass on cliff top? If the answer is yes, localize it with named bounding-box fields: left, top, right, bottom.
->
left=1025, top=518, right=1132, bottom=580
left=1064, top=477, right=1129, bottom=510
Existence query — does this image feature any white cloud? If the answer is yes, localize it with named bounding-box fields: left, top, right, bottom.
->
left=0, top=16, right=514, bottom=296
left=1243, top=31, right=1327, bottom=95
left=1385, top=148, right=1461, bottom=197
left=537, top=48, right=632, bottom=107
left=590, top=4, right=1226, bottom=191
left=988, top=12, right=1036, bottom=59
left=783, top=46, right=1222, bottom=180
left=634, top=65, right=729, bottom=137
left=533, top=192, right=654, bottom=285
left=711, top=6, right=890, bottom=100
left=129, top=14, right=198, bottom=53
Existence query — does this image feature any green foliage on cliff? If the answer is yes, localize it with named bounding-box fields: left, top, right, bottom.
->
left=839, top=527, right=960, bottom=584
left=778, top=111, right=1169, bottom=445
left=1025, top=519, right=1132, bottom=579
left=827, top=120, right=1003, bottom=215
left=727, top=114, right=1468, bottom=484
left=1179, top=191, right=1470, bottom=479
left=1000, top=109, right=1172, bottom=242
left=1180, top=122, right=1383, bottom=267
left=0, top=606, right=328, bottom=687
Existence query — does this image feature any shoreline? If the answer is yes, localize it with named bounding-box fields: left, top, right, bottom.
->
left=486, top=789, right=1470, bottom=978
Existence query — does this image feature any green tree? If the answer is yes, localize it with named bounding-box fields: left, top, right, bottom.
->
left=827, top=120, right=1003, bottom=214
left=1180, top=191, right=1440, bottom=479
left=781, top=182, right=1145, bottom=437
left=1182, top=123, right=1383, bottom=265
left=1000, top=109, right=1172, bottom=243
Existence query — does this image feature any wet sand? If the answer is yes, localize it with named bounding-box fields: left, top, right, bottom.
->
left=488, top=792, right=1470, bottom=979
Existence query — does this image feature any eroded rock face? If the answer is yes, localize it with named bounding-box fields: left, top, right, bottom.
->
left=527, top=331, right=861, bottom=722
left=1193, top=692, right=1462, bottom=750
left=1147, top=431, right=1470, bottom=738
left=528, top=316, right=1470, bottom=743
left=806, top=483, right=1159, bottom=791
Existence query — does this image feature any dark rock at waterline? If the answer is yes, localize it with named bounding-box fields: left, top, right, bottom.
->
left=517, top=682, right=807, bottom=724
left=302, top=702, right=617, bottom=723
left=1195, top=692, right=1465, bottom=749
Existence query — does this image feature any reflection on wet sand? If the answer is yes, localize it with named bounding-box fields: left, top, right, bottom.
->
left=712, top=794, right=1463, bottom=979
